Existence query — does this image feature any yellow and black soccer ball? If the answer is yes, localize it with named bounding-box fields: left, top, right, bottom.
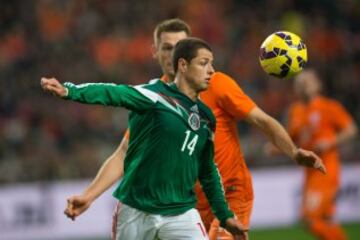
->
left=259, top=31, right=307, bottom=78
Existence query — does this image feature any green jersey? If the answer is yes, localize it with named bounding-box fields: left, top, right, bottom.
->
left=64, top=79, right=234, bottom=225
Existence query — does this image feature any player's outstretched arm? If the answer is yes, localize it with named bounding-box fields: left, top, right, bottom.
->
left=245, top=107, right=326, bottom=174
left=64, top=136, right=128, bottom=220
left=314, top=123, right=357, bottom=154
left=40, top=77, right=157, bottom=111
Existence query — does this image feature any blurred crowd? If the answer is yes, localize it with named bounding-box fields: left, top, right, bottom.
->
left=0, top=0, right=359, bottom=183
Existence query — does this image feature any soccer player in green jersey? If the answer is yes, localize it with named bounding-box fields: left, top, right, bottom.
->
left=41, top=38, right=247, bottom=239
left=44, top=19, right=325, bottom=240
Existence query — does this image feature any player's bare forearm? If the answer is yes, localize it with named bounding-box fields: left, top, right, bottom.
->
left=246, top=107, right=326, bottom=174
left=246, top=107, right=297, bottom=158
left=263, top=118, right=298, bottom=158
left=83, top=136, right=127, bottom=202
left=336, top=123, right=358, bottom=146
left=314, top=123, right=357, bottom=153
left=65, top=137, right=127, bottom=221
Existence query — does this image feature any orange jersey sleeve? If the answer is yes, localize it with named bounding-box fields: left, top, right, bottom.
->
left=207, top=72, right=256, bottom=119
left=327, top=99, right=353, bottom=131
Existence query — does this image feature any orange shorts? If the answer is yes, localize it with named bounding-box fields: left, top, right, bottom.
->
left=302, top=184, right=338, bottom=221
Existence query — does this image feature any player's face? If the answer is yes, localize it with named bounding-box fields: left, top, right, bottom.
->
left=184, top=48, right=214, bottom=92
left=295, top=71, right=321, bottom=100
left=153, top=31, right=188, bottom=80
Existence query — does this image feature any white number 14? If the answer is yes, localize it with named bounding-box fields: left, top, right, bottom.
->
left=181, top=130, right=199, bottom=156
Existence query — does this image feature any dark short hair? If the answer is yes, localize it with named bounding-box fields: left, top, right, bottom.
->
left=172, top=37, right=212, bottom=72
left=153, top=18, right=191, bottom=46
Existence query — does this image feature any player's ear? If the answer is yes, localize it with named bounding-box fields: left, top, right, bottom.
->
left=178, top=58, right=187, bottom=73
left=151, top=44, right=158, bottom=60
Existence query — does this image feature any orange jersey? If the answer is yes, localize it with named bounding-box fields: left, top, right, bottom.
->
left=196, top=72, right=256, bottom=208
left=288, top=96, right=352, bottom=185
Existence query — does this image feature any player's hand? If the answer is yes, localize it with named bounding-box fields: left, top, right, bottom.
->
left=64, top=195, right=92, bottom=221
left=224, top=218, right=249, bottom=240
left=294, top=148, right=327, bottom=174
left=41, top=77, right=68, bottom=97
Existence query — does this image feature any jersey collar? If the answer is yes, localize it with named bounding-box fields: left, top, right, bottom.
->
left=166, top=82, right=200, bottom=105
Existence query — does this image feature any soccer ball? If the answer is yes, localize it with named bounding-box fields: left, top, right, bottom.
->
left=259, top=31, right=307, bottom=78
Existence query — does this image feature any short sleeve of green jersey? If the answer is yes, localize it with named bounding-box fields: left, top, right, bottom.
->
left=63, top=82, right=159, bottom=112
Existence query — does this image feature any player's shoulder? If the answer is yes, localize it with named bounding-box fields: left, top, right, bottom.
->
left=322, top=96, right=341, bottom=105
left=209, top=71, right=244, bottom=92
left=130, top=79, right=165, bottom=101
left=148, top=78, right=161, bottom=84
left=135, top=78, right=163, bottom=91
left=315, top=96, right=343, bottom=109
left=210, top=71, right=236, bottom=84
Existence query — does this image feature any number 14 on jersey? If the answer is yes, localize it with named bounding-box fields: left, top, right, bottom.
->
left=181, top=130, right=199, bottom=156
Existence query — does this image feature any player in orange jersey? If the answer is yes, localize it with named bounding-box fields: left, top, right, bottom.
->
left=196, top=70, right=324, bottom=240
left=196, top=71, right=257, bottom=239
left=287, top=69, right=357, bottom=240
left=64, top=19, right=326, bottom=240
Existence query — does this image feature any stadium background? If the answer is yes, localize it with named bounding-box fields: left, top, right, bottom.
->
left=0, top=0, right=359, bottom=239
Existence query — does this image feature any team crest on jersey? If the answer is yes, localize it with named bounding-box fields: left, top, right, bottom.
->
left=188, top=112, right=201, bottom=130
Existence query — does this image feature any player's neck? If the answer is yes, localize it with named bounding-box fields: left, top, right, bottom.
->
left=174, top=76, right=198, bottom=101
left=302, top=94, right=318, bottom=103
left=167, top=74, right=175, bottom=83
